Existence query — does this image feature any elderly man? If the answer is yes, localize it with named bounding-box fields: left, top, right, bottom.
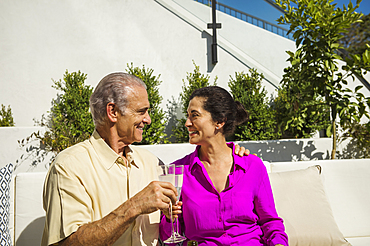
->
left=42, top=72, right=247, bottom=246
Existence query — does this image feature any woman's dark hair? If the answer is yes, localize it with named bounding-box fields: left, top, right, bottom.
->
left=189, top=86, right=248, bottom=136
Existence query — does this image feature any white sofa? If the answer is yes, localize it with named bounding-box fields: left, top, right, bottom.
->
left=268, top=159, right=370, bottom=246
left=8, top=154, right=370, bottom=245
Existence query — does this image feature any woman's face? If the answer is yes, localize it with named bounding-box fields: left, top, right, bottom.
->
left=185, top=97, right=217, bottom=145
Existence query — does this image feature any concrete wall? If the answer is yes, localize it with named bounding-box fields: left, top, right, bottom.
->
left=0, top=126, right=357, bottom=176
left=0, top=0, right=296, bottom=127
left=173, top=0, right=295, bottom=80
left=1, top=0, right=367, bottom=170
left=0, top=127, right=52, bottom=174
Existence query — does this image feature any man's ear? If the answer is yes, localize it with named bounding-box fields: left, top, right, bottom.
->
left=106, top=102, right=118, bottom=123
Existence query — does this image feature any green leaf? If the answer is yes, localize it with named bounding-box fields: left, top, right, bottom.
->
left=333, top=54, right=342, bottom=60
left=355, top=85, right=363, bottom=92
left=286, top=51, right=295, bottom=57
left=363, top=49, right=370, bottom=63
left=326, top=124, right=333, bottom=137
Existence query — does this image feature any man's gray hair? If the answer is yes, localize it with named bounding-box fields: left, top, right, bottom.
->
left=89, top=72, right=147, bottom=128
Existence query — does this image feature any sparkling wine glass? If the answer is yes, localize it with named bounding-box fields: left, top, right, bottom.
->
left=170, top=164, right=186, bottom=242
left=158, top=164, right=186, bottom=243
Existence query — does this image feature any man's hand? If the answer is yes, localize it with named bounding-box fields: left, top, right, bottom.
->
left=234, top=144, right=250, bottom=157
left=129, top=181, right=178, bottom=215
left=58, top=181, right=177, bottom=246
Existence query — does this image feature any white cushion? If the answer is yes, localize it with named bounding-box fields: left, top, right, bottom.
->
left=317, top=159, right=370, bottom=238
left=14, top=172, right=47, bottom=246
left=271, top=159, right=370, bottom=238
left=269, top=166, right=350, bottom=246
left=263, top=161, right=271, bottom=173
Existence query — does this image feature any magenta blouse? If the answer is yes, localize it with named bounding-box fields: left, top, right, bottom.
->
left=159, top=143, right=288, bottom=246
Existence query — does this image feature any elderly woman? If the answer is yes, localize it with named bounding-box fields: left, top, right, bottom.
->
left=160, top=86, right=288, bottom=246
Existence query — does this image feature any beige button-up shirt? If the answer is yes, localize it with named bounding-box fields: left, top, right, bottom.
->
left=42, top=130, right=160, bottom=246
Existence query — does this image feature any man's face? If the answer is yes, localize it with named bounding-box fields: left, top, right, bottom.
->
left=116, top=85, right=151, bottom=145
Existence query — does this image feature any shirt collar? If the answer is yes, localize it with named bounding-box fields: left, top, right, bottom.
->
left=90, top=130, right=138, bottom=170
left=189, top=142, right=247, bottom=172
left=189, top=146, right=201, bottom=171
left=125, top=146, right=139, bottom=169
left=229, top=142, right=247, bottom=172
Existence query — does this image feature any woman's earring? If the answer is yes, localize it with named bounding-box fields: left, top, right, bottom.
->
left=216, top=126, right=219, bottom=129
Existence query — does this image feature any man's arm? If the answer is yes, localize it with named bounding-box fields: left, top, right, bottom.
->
left=58, top=181, right=177, bottom=246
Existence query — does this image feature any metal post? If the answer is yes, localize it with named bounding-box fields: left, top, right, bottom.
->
left=207, top=0, right=221, bottom=64
left=211, top=0, right=217, bottom=64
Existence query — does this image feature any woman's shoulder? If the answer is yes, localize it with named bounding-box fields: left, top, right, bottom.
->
left=172, top=150, right=197, bottom=166
left=242, top=154, right=268, bottom=173
left=173, top=153, right=192, bottom=165
left=240, top=153, right=263, bottom=164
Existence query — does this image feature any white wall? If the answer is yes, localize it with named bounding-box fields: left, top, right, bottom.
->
left=0, top=126, right=358, bottom=174
left=1, top=0, right=368, bottom=161
left=0, top=127, right=51, bottom=174
left=173, top=0, right=295, bottom=79
left=0, top=0, right=295, bottom=127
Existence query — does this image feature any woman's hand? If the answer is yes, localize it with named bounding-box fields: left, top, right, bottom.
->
left=162, top=201, right=183, bottom=222
left=234, top=144, right=250, bottom=157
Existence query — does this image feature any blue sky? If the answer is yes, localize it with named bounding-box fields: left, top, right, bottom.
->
left=216, top=0, right=370, bottom=25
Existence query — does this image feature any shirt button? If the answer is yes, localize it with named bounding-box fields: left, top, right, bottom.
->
left=219, top=218, right=222, bottom=222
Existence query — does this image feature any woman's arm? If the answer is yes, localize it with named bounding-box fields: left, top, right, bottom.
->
left=255, top=171, right=289, bottom=246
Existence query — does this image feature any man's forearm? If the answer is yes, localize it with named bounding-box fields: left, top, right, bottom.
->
left=58, top=199, right=139, bottom=246
left=55, top=180, right=176, bottom=246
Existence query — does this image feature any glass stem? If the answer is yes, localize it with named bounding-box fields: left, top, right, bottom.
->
left=169, top=200, right=175, bottom=240
left=175, top=217, right=179, bottom=235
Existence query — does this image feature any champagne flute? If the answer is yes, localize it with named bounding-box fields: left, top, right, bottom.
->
left=169, top=164, right=186, bottom=242
left=158, top=165, right=180, bottom=244
left=158, top=164, right=186, bottom=243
